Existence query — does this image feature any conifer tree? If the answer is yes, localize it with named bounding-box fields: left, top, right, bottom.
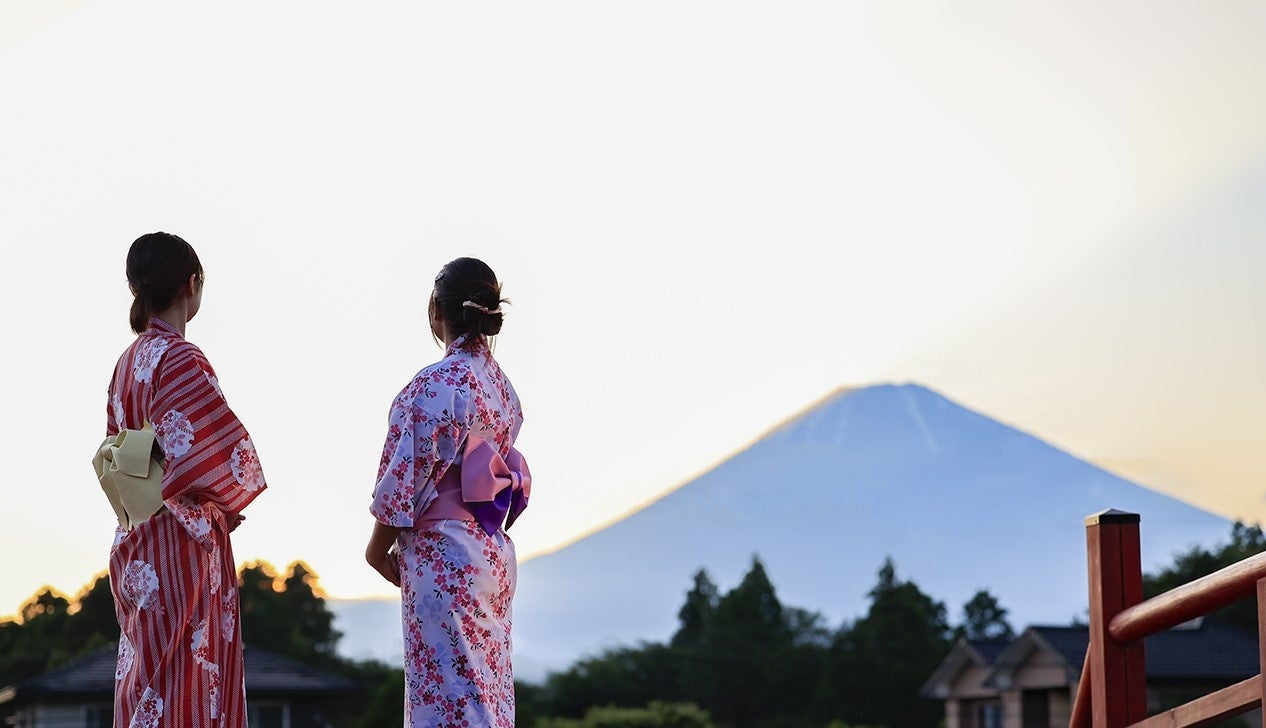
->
left=709, top=556, right=790, bottom=726
left=281, top=562, right=343, bottom=664
left=816, top=557, right=950, bottom=728
left=672, top=569, right=719, bottom=648
left=958, top=589, right=1014, bottom=642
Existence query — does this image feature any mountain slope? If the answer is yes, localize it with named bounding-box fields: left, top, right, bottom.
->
left=510, top=383, right=1230, bottom=671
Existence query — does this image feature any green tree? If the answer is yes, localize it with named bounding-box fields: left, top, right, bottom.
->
left=708, top=557, right=792, bottom=727
left=671, top=569, right=719, bottom=648
left=1144, top=521, right=1266, bottom=633
left=0, top=589, right=73, bottom=687
left=238, top=560, right=343, bottom=664
left=816, top=557, right=951, bottom=728
left=670, top=569, right=720, bottom=712
left=238, top=561, right=291, bottom=656
left=957, top=589, right=1014, bottom=642
left=545, top=643, right=683, bottom=718
left=536, top=701, right=715, bottom=728
left=280, top=562, right=343, bottom=665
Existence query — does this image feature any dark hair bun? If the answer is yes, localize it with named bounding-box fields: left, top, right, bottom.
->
left=434, top=257, right=508, bottom=345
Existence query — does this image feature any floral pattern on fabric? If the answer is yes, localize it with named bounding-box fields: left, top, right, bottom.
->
left=166, top=496, right=213, bottom=550
left=129, top=687, right=163, bottom=728
left=230, top=438, right=264, bottom=492
left=220, top=588, right=237, bottom=639
left=370, top=336, right=522, bottom=528
left=116, top=634, right=135, bottom=681
left=191, top=620, right=222, bottom=719
left=132, top=337, right=170, bottom=385
left=371, top=336, right=524, bottom=727
left=155, top=409, right=195, bottom=458
left=105, top=317, right=261, bottom=727
left=112, top=392, right=126, bottom=432
left=122, top=560, right=160, bottom=610
left=208, top=544, right=222, bottom=595
left=398, top=520, right=517, bottom=728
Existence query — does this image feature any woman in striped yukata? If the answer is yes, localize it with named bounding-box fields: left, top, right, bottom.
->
left=104, top=232, right=267, bottom=727
left=365, top=257, right=530, bottom=728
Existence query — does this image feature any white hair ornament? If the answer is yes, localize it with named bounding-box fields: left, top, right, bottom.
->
left=462, top=300, right=503, bottom=315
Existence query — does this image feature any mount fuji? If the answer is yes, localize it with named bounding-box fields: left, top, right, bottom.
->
left=507, top=383, right=1230, bottom=673
left=330, top=383, right=1231, bottom=680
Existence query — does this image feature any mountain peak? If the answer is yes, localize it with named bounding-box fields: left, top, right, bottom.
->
left=510, top=382, right=1230, bottom=675
left=763, top=381, right=1013, bottom=455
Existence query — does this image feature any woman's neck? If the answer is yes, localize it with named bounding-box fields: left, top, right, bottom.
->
left=153, top=305, right=188, bottom=336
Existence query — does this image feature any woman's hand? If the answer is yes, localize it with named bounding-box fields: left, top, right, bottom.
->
left=228, top=514, right=246, bottom=533
left=367, top=549, right=401, bottom=587
left=366, top=521, right=404, bottom=587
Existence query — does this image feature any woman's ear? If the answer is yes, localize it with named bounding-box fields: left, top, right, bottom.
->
left=186, top=272, right=200, bottom=297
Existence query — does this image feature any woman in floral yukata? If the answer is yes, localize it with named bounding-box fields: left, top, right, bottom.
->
left=366, top=257, right=530, bottom=728
left=104, top=232, right=267, bottom=727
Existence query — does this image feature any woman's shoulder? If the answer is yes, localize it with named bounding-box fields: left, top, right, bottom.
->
left=157, top=336, right=213, bottom=372
left=396, top=352, right=477, bottom=410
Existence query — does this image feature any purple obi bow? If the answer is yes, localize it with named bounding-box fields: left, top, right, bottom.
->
left=461, top=436, right=531, bottom=537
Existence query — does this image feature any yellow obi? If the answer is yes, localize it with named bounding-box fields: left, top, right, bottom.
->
left=93, top=424, right=165, bottom=530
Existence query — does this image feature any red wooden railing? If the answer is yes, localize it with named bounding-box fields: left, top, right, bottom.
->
left=1070, top=509, right=1266, bottom=728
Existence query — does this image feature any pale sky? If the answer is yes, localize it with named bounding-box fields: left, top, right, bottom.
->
left=2, top=1, right=1264, bottom=617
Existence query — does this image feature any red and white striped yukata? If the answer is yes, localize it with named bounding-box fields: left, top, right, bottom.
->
left=105, top=317, right=266, bottom=727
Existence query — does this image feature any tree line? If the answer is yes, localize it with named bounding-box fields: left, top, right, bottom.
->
left=1, top=521, right=1262, bottom=727
left=521, top=522, right=1266, bottom=728
left=518, top=556, right=1006, bottom=728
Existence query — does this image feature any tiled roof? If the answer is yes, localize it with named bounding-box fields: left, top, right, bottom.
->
left=969, top=638, right=1011, bottom=666
left=0, top=645, right=360, bottom=705
left=920, top=636, right=1014, bottom=699
left=1027, top=618, right=1259, bottom=681
left=1027, top=625, right=1089, bottom=668
left=244, top=647, right=360, bottom=695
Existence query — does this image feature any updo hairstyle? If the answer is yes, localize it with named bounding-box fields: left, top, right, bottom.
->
left=432, top=257, right=509, bottom=347
left=126, top=232, right=203, bottom=334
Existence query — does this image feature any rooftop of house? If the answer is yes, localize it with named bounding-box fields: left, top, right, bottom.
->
left=0, top=644, right=361, bottom=706
left=922, top=617, right=1260, bottom=699
left=1018, top=618, right=1259, bottom=683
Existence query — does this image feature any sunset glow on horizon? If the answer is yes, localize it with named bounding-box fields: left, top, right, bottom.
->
left=2, top=1, right=1263, bottom=617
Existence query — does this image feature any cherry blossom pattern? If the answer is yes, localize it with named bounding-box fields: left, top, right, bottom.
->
left=221, top=588, right=238, bottom=639
left=230, top=438, right=265, bottom=492
left=155, top=409, right=195, bottom=458
left=129, top=687, right=163, bottom=728
left=371, top=335, right=524, bottom=727
left=166, top=497, right=212, bottom=548
left=191, top=619, right=222, bottom=719
left=121, top=560, right=160, bottom=610
left=370, top=335, right=522, bottom=529
left=112, top=392, right=126, bottom=431
left=398, top=520, right=517, bottom=727
left=208, top=544, right=222, bottom=594
left=132, top=337, right=170, bottom=385
left=116, top=634, right=135, bottom=681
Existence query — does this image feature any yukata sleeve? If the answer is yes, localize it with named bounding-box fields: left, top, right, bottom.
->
left=105, top=370, right=120, bottom=437
left=149, top=341, right=267, bottom=519
left=370, top=377, right=472, bottom=528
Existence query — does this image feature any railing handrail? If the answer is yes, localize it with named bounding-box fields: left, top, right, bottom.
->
left=1072, top=510, right=1266, bottom=728
left=1109, top=549, right=1266, bottom=644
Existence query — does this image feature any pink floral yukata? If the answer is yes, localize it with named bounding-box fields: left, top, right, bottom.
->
left=370, top=335, right=529, bottom=728
left=105, top=318, right=267, bottom=727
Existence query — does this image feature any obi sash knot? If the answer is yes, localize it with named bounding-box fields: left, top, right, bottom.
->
left=460, top=436, right=531, bottom=536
